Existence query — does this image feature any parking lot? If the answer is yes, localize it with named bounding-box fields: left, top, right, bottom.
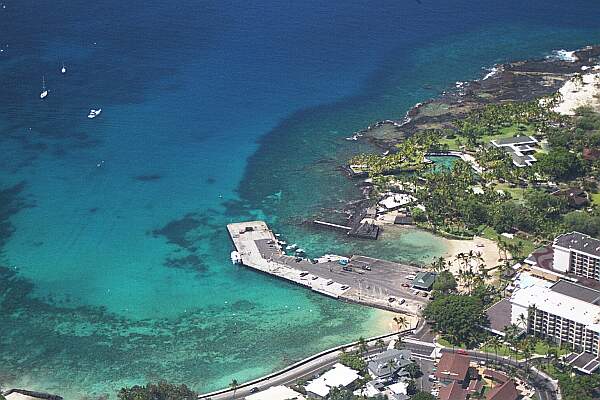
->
left=255, top=239, right=430, bottom=312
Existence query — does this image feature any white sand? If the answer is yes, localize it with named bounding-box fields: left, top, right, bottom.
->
left=442, top=236, right=505, bottom=288
left=554, top=71, right=600, bottom=115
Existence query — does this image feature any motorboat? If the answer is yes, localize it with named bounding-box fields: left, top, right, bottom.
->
left=87, top=108, right=102, bottom=118
left=230, top=251, right=242, bottom=265
left=40, top=76, right=48, bottom=99
left=61, top=63, right=67, bottom=74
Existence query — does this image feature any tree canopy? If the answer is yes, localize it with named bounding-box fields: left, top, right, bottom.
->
left=432, top=270, right=457, bottom=294
left=536, top=149, right=584, bottom=181
left=118, top=382, right=197, bottom=400
left=423, top=294, right=488, bottom=347
left=410, top=392, right=436, bottom=400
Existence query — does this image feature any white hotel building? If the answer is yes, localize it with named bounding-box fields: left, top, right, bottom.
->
left=508, top=232, right=600, bottom=372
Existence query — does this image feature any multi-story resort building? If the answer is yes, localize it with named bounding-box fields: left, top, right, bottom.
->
left=510, top=280, right=600, bottom=372
left=524, top=231, right=600, bottom=282
left=486, top=232, right=600, bottom=373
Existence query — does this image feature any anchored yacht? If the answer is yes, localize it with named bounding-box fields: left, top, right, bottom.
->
left=87, top=108, right=102, bottom=118
left=40, top=76, right=48, bottom=99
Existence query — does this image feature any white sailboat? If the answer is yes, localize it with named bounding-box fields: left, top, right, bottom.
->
left=61, top=62, right=67, bottom=74
left=40, top=76, right=48, bottom=99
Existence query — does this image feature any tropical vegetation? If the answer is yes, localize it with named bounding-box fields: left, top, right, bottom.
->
left=117, top=382, right=197, bottom=400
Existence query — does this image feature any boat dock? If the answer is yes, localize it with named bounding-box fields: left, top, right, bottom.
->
left=227, top=221, right=429, bottom=315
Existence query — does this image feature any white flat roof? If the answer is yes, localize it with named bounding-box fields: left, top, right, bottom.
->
left=245, top=386, right=305, bottom=400
left=305, top=363, right=360, bottom=397
left=511, top=285, right=600, bottom=331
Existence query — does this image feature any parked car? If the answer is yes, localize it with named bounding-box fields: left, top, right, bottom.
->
left=342, top=266, right=353, bottom=272
left=388, top=297, right=396, bottom=303
left=326, top=280, right=334, bottom=285
left=299, top=271, right=309, bottom=277
left=401, top=283, right=410, bottom=288
left=362, top=265, right=371, bottom=271
left=406, top=275, right=416, bottom=280
left=398, top=299, right=406, bottom=305
left=341, top=285, right=350, bottom=290
left=311, top=275, right=319, bottom=280
left=249, top=388, right=260, bottom=394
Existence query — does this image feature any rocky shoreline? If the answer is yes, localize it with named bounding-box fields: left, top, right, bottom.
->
left=315, top=45, right=600, bottom=238
left=353, top=45, right=600, bottom=149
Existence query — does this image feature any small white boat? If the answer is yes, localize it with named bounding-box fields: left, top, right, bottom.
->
left=87, top=108, right=102, bottom=118
left=231, top=251, right=242, bottom=265
left=61, top=63, right=67, bottom=74
left=295, top=248, right=305, bottom=254
left=40, top=76, right=48, bottom=99
left=286, top=244, right=298, bottom=251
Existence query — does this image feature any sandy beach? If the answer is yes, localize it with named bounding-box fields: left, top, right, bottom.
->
left=441, top=236, right=505, bottom=287
left=553, top=70, right=600, bottom=115
left=371, top=309, right=420, bottom=334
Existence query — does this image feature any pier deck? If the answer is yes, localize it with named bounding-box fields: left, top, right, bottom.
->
left=227, top=221, right=429, bottom=314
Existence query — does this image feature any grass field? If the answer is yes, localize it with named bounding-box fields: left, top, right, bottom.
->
left=480, top=226, right=537, bottom=259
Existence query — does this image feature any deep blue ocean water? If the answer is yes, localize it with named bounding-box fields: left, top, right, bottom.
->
left=2, top=0, right=600, bottom=398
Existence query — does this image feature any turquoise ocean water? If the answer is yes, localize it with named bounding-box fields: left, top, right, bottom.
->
left=2, top=1, right=600, bottom=398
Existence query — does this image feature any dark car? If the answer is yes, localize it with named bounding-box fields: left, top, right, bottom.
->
left=249, top=387, right=260, bottom=394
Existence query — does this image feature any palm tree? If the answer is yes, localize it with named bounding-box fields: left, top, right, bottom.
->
left=376, top=338, right=385, bottom=352
left=488, top=336, right=502, bottom=362
left=386, top=359, right=397, bottom=378
left=429, top=256, right=446, bottom=273
left=394, top=334, right=404, bottom=350
left=230, top=379, right=238, bottom=399
left=393, top=315, right=409, bottom=332
left=358, top=337, right=368, bottom=357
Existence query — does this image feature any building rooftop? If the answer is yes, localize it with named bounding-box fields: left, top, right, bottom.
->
left=485, top=379, right=519, bottom=400
left=245, top=386, right=305, bottom=400
left=554, top=232, right=600, bottom=258
left=551, top=280, right=600, bottom=305
left=492, top=135, right=538, bottom=146
left=485, top=299, right=512, bottom=335
left=435, top=353, right=471, bottom=382
left=511, top=283, right=600, bottom=331
left=551, top=188, right=589, bottom=207
left=483, top=369, right=509, bottom=384
left=367, top=349, right=412, bottom=378
left=438, top=381, right=467, bottom=400
left=305, top=363, right=360, bottom=398
left=524, top=246, right=555, bottom=271
left=412, top=271, right=436, bottom=290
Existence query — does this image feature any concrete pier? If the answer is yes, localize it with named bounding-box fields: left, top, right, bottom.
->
left=227, top=221, right=429, bottom=315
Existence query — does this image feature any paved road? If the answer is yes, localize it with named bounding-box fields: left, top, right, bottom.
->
left=199, top=333, right=410, bottom=400
left=199, top=327, right=559, bottom=400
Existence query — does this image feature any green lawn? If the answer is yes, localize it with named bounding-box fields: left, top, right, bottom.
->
left=479, top=226, right=537, bottom=260
left=439, top=123, right=535, bottom=152
left=479, top=343, right=524, bottom=360
left=439, top=137, right=462, bottom=151
left=591, top=192, right=600, bottom=206
left=533, top=341, right=569, bottom=357
left=494, top=183, right=527, bottom=202
left=437, top=338, right=468, bottom=349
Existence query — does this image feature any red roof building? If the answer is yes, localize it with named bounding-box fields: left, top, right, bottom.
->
left=486, top=379, right=519, bottom=400
left=439, top=381, right=467, bottom=400
left=435, top=353, right=471, bottom=384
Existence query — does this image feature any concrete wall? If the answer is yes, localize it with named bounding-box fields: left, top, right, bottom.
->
left=510, top=302, right=528, bottom=327
left=553, top=246, right=571, bottom=273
